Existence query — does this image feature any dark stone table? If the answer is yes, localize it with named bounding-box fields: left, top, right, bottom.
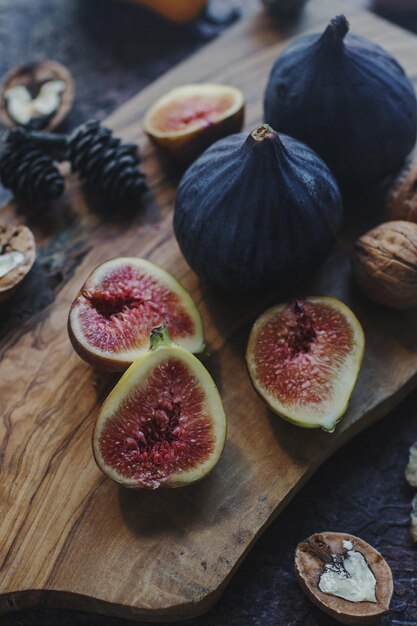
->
left=1, top=1, right=417, bottom=625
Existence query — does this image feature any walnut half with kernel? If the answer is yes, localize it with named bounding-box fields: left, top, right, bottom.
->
left=352, top=220, right=417, bottom=310
left=0, top=223, right=36, bottom=302
left=295, top=532, right=393, bottom=625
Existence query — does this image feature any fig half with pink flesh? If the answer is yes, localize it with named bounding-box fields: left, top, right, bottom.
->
left=93, top=326, right=227, bottom=489
left=68, top=257, right=204, bottom=371
left=246, top=297, right=365, bottom=432
left=143, top=83, right=245, bottom=163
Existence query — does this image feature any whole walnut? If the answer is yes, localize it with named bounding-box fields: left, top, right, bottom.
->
left=353, top=221, right=417, bottom=310
left=387, top=161, right=417, bottom=223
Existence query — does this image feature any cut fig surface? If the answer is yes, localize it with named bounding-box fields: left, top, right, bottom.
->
left=295, top=532, right=393, bottom=625
left=68, top=258, right=204, bottom=371
left=144, top=83, right=244, bottom=163
left=93, top=326, right=226, bottom=489
left=246, top=297, right=365, bottom=432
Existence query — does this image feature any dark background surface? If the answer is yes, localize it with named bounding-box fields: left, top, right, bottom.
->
left=1, top=0, right=417, bottom=625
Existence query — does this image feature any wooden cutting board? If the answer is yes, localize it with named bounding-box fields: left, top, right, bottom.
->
left=2, top=0, right=417, bottom=621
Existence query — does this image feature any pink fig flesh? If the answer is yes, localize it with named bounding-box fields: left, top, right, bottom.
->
left=97, top=358, right=216, bottom=488
left=246, top=297, right=365, bottom=431
left=93, top=327, right=226, bottom=489
left=68, top=258, right=204, bottom=370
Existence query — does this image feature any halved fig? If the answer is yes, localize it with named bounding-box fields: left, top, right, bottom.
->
left=246, top=297, right=365, bottom=432
left=143, top=83, right=245, bottom=163
left=295, top=532, right=393, bottom=625
left=68, top=257, right=204, bottom=371
left=93, top=326, right=227, bottom=489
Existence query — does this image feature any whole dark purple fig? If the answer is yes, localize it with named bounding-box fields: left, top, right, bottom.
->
left=174, top=124, right=342, bottom=294
left=264, top=15, right=417, bottom=188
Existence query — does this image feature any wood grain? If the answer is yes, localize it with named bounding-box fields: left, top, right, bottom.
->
left=1, top=0, right=417, bottom=621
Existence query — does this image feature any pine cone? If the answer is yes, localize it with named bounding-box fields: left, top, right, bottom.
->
left=0, top=128, right=64, bottom=202
left=66, top=120, right=146, bottom=205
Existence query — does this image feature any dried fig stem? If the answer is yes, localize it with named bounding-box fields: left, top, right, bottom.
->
left=329, top=15, right=349, bottom=39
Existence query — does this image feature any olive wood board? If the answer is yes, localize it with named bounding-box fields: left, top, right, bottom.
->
left=2, top=0, right=417, bottom=622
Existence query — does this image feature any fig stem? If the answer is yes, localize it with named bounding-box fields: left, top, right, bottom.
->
left=251, top=124, right=275, bottom=143
left=325, top=15, right=349, bottom=41
left=150, top=325, right=172, bottom=351
left=250, top=124, right=288, bottom=157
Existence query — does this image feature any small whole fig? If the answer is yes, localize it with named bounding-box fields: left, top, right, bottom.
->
left=353, top=221, right=417, bottom=310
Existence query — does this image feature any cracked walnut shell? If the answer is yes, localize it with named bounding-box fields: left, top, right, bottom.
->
left=0, top=61, right=75, bottom=131
left=295, top=532, right=393, bottom=625
left=0, top=223, right=36, bottom=302
left=353, top=221, right=417, bottom=310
